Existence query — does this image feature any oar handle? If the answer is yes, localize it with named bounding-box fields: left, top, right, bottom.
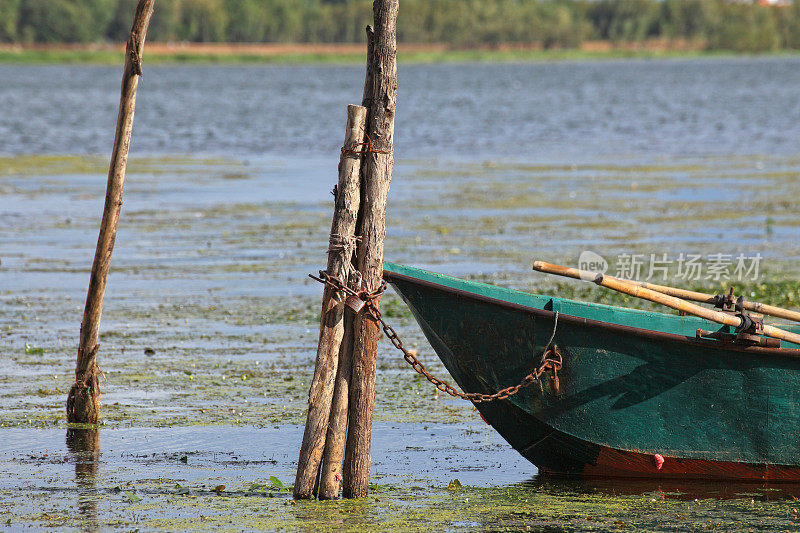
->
left=532, top=261, right=600, bottom=282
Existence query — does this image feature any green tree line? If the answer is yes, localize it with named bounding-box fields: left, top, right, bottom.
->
left=1, top=0, right=798, bottom=52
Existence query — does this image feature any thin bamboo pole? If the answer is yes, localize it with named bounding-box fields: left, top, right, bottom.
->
left=532, top=261, right=800, bottom=346
left=342, top=0, right=399, bottom=500
left=67, top=0, right=155, bottom=423
left=630, top=280, right=800, bottom=324
left=317, top=26, right=376, bottom=501
left=294, top=104, right=368, bottom=499
left=534, top=261, right=800, bottom=325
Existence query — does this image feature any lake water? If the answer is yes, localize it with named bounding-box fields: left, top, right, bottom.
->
left=2, top=58, right=800, bottom=530
left=2, top=57, right=800, bottom=158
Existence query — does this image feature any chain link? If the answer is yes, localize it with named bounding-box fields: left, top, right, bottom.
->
left=310, top=270, right=563, bottom=403
left=341, top=132, right=393, bottom=157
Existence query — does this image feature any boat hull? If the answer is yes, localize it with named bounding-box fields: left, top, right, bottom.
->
left=476, top=390, right=800, bottom=481
left=383, top=262, right=800, bottom=481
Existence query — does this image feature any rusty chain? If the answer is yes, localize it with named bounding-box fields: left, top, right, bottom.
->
left=341, top=132, right=393, bottom=157
left=309, top=270, right=563, bottom=403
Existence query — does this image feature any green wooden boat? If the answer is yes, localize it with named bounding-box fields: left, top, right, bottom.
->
left=383, top=262, right=800, bottom=481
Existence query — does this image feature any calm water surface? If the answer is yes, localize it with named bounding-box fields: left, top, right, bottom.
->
left=1, top=58, right=799, bottom=158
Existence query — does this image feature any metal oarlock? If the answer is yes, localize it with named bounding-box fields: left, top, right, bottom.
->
left=704, top=287, right=774, bottom=347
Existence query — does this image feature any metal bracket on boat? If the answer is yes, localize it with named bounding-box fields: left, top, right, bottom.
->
left=711, top=288, right=740, bottom=314
left=696, top=310, right=779, bottom=348
left=696, top=327, right=780, bottom=348
left=733, top=312, right=769, bottom=345
left=698, top=287, right=778, bottom=347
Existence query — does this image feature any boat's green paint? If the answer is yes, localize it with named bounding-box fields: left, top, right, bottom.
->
left=383, top=262, right=800, bottom=471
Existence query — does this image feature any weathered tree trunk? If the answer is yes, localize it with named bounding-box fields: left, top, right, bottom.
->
left=317, top=306, right=355, bottom=499
left=342, top=0, right=399, bottom=499
left=66, top=0, right=155, bottom=424
left=361, top=25, right=376, bottom=111
left=294, top=104, right=368, bottom=499
left=317, top=25, right=376, bottom=502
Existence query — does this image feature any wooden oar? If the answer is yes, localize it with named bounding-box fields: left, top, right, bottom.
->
left=624, top=280, right=800, bottom=324
left=532, top=261, right=800, bottom=347
left=532, top=261, right=800, bottom=324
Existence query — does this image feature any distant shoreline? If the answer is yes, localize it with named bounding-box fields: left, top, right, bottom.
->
left=1, top=41, right=798, bottom=65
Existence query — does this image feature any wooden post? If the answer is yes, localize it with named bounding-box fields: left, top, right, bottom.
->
left=318, top=25, right=376, bottom=502
left=66, top=0, right=155, bottom=424
left=294, top=104, right=368, bottom=499
left=360, top=26, right=376, bottom=111
left=317, top=306, right=355, bottom=499
left=343, top=0, right=399, bottom=499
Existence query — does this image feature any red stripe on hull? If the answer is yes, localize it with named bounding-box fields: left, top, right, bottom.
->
left=542, top=446, right=800, bottom=482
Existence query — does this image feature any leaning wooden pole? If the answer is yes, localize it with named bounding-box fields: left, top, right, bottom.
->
left=343, top=0, right=399, bottom=499
left=66, top=0, right=155, bottom=424
left=318, top=305, right=356, bottom=499
left=294, top=104, right=368, bottom=499
left=318, top=26, right=376, bottom=501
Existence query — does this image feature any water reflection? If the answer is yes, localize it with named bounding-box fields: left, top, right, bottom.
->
left=528, top=474, right=800, bottom=501
left=66, top=428, right=100, bottom=532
